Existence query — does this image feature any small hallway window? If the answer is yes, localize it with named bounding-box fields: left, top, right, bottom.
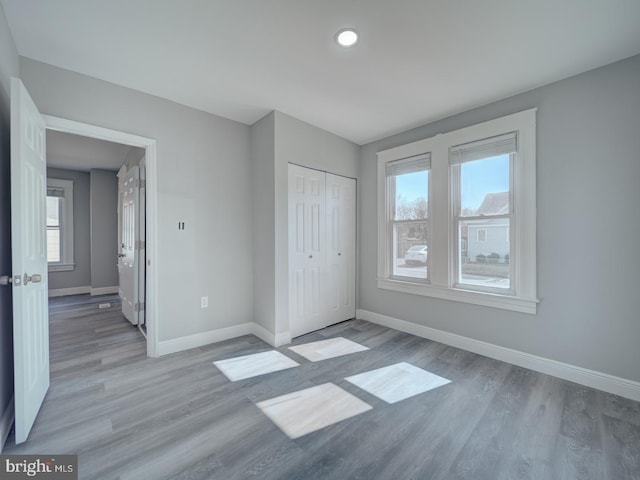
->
left=47, top=178, right=74, bottom=271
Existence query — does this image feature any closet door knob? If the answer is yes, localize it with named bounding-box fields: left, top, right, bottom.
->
left=308, top=255, right=313, bottom=259
left=338, top=253, right=342, bottom=256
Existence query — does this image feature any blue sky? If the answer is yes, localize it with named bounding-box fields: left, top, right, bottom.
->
left=396, top=170, right=428, bottom=203
left=461, top=154, right=509, bottom=210
left=396, top=154, right=509, bottom=210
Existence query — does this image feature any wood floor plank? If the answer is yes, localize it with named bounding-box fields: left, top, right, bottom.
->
left=552, top=434, right=607, bottom=480
left=601, top=414, right=640, bottom=480
left=560, top=384, right=605, bottom=449
left=495, top=375, right=567, bottom=480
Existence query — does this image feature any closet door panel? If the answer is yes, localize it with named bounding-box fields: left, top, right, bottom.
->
left=288, top=164, right=326, bottom=337
left=325, top=173, right=356, bottom=326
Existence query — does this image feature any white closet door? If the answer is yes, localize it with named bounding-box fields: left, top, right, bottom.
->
left=288, top=164, right=326, bottom=337
left=325, top=173, right=356, bottom=325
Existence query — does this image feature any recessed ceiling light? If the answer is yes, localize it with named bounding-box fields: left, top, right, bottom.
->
left=335, top=28, right=359, bottom=48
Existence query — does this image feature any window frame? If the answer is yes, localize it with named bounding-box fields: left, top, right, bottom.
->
left=47, top=178, right=75, bottom=272
left=385, top=160, right=431, bottom=283
left=377, top=109, right=538, bottom=314
left=452, top=152, right=514, bottom=295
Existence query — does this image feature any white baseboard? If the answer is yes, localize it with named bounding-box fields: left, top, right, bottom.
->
left=274, top=331, right=292, bottom=348
left=251, top=324, right=291, bottom=348
left=48, top=286, right=91, bottom=297
left=357, top=309, right=640, bottom=402
left=251, top=323, right=275, bottom=346
left=157, top=322, right=292, bottom=356
left=0, top=396, right=14, bottom=454
left=90, top=286, right=119, bottom=296
left=158, top=323, right=253, bottom=356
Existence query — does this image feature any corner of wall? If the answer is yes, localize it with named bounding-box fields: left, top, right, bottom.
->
left=249, top=111, right=276, bottom=336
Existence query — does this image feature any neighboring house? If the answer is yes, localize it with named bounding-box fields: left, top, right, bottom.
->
left=466, top=192, right=510, bottom=263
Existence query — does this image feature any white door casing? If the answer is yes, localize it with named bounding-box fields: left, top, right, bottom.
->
left=119, top=166, right=140, bottom=325
left=10, top=78, right=49, bottom=444
left=325, top=173, right=356, bottom=325
left=138, top=160, right=146, bottom=326
left=288, top=164, right=356, bottom=338
left=288, top=164, right=326, bottom=338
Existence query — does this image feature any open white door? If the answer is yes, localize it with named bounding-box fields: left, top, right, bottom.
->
left=10, top=78, right=49, bottom=444
left=119, top=166, right=140, bottom=325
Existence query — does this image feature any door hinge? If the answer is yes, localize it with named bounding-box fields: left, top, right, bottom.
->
left=135, top=302, right=145, bottom=312
left=135, top=240, right=146, bottom=250
left=135, top=179, right=146, bottom=189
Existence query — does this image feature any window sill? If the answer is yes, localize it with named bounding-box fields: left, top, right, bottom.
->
left=377, top=277, right=538, bottom=314
left=48, top=263, right=75, bottom=272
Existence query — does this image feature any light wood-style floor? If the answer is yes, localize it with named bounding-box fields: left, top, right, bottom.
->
left=5, top=294, right=640, bottom=479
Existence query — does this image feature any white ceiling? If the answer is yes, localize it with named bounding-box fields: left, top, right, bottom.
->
left=47, top=130, right=138, bottom=171
left=3, top=0, right=640, bottom=145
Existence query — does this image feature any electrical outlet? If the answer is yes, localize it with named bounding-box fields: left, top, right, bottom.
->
left=200, top=296, right=208, bottom=308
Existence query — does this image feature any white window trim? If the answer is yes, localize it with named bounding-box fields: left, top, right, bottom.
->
left=386, top=159, right=431, bottom=283
left=47, top=178, right=74, bottom=272
left=377, top=109, right=538, bottom=314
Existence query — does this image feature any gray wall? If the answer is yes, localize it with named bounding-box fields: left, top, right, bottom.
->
left=275, top=112, right=360, bottom=179
left=250, top=113, right=275, bottom=333
left=90, top=169, right=118, bottom=289
left=0, top=1, right=18, bottom=451
left=20, top=57, right=253, bottom=342
left=46, top=168, right=91, bottom=290
left=359, top=54, right=640, bottom=382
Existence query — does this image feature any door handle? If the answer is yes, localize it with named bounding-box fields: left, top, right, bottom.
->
left=118, top=253, right=126, bottom=258
left=0, top=275, right=12, bottom=286
left=23, top=273, right=42, bottom=285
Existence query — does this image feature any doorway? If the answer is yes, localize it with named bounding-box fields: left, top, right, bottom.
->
left=44, top=115, right=159, bottom=357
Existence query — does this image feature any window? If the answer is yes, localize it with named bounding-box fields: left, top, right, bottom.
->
left=385, top=154, right=430, bottom=281
left=377, top=109, right=537, bottom=313
left=452, top=133, right=515, bottom=293
left=46, top=195, right=61, bottom=262
left=47, top=178, right=74, bottom=271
